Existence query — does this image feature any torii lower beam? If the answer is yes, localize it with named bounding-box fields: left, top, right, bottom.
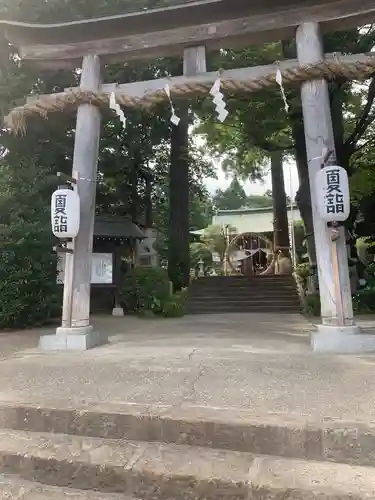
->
left=7, top=52, right=375, bottom=134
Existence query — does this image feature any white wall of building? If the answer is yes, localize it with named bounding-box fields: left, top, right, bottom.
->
left=212, top=207, right=301, bottom=234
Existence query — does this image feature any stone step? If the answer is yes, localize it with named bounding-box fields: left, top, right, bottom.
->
left=189, top=294, right=299, bottom=305
left=188, top=305, right=301, bottom=314
left=190, top=281, right=297, bottom=288
left=0, top=401, right=373, bottom=467
left=193, top=276, right=295, bottom=281
left=0, top=429, right=373, bottom=499
left=188, top=288, right=299, bottom=295
left=189, top=286, right=298, bottom=294
left=0, top=474, right=134, bottom=499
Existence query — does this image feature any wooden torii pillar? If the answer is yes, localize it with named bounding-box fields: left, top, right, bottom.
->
left=40, top=54, right=105, bottom=350
left=2, top=0, right=375, bottom=352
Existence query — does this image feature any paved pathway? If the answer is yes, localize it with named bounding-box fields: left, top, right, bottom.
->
left=0, top=313, right=374, bottom=423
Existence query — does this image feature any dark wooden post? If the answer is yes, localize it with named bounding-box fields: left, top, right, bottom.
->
left=112, top=244, right=124, bottom=316
left=168, top=46, right=206, bottom=290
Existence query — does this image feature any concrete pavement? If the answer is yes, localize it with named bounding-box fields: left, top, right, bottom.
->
left=0, top=313, right=374, bottom=422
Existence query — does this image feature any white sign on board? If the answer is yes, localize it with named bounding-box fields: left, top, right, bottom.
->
left=315, top=166, right=350, bottom=222
left=57, top=253, right=113, bottom=284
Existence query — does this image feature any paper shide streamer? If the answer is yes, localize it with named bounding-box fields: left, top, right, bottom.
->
left=109, top=92, right=126, bottom=129
left=164, top=84, right=180, bottom=126
left=276, top=68, right=289, bottom=113
left=209, top=77, right=228, bottom=123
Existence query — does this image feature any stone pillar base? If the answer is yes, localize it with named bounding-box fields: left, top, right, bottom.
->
left=311, top=324, right=375, bottom=354
left=39, top=325, right=108, bottom=351
left=112, top=307, right=124, bottom=317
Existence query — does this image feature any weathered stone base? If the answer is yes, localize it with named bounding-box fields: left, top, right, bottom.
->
left=39, top=325, right=108, bottom=351
left=112, top=307, right=124, bottom=317
left=311, top=324, right=375, bottom=353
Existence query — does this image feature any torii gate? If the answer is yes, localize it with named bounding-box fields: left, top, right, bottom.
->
left=2, top=0, right=375, bottom=352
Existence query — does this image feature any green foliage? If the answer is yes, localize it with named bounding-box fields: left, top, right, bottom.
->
left=213, top=177, right=248, bottom=210
left=295, top=263, right=310, bottom=278
left=121, top=266, right=187, bottom=317
left=121, top=266, right=171, bottom=313
left=213, top=177, right=276, bottom=211
left=353, top=289, right=375, bottom=314
left=303, top=294, right=321, bottom=317
left=0, top=158, right=61, bottom=328
left=162, top=289, right=188, bottom=317
left=190, top=242, right=212, bottom=269
left=0, top=219, right=60, bottom=328
left=201, top=224, right=236, bottom=264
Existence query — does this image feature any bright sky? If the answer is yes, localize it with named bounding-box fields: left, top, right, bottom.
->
left=203, top=158, right=299, bottom=200
left=193, top=127, right=300, bottom=200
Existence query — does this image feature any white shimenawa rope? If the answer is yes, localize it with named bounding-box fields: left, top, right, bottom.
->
left=276, top=68, right=289, bottom=113
left=209, top=77, right=228, bottom=122
left=109, top=92, right=126, bottom=129
left=164, top=84, right=180, bottom=126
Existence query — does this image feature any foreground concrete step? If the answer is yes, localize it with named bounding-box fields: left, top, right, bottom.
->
left=0, top=401, right=374, bottom=467
left=0, top=430, right=373, bottom=500
left=0, top=473, right=134, bottom=499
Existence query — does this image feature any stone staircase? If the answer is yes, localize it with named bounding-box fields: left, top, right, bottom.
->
left=188, top=274, right=301, bottom=314
left=0, top=400, right=373, bottom=499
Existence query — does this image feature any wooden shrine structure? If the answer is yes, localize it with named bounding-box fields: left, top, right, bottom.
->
left=2, top=0, right=375, bottom=352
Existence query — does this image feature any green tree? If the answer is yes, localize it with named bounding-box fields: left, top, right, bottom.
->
left=201, top=224, right=236, bottom=267
left=190, top=242, right=213, bottom=270
left=151, top=140, right=215, bottom=266
left=0, top=154, right=62, bottom=328
left=197, top=30, right=375, bottom=270
left=247, top=194, right=272, bottom=208
left=0, top=0, right=214, bottom=323
left=213, top=177, right=248, bottom=210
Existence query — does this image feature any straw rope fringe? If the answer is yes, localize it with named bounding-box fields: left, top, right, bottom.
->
left=5, top=57, right=375, bottom=134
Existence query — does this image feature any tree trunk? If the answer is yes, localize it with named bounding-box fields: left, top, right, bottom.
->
left=168, top=104, right=190, bottom=291
left=329, top=82, right=359, bottom=291
left=144, top=174, right=153, bottom=228
left=271, top=151, right=290, bottom=250
left=291, top=111, right=317, bottom=267
left=270, top=151, right=292, bottom=274
left=130, top=157, right=139, bottom=223
left=329, top=82, right=346, bottom=169
left=282, top=39, right=317, bottom=267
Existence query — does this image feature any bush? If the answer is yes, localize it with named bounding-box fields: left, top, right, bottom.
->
left=121, top=266, right=188, bottom=318
left=121, top=266, right=171, bottom=313
left=303, top=293, right=321, bottom=316
left=353, top=289, right=375, bottom=314
left=294, top=263, right=312, bottom=292
left=162, top=288, right=188, bottom=318
left=0, top=219, right=61, bottom=329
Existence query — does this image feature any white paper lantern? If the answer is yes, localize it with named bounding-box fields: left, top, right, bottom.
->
left=315, top=166, right=350, bottom=222
left=51, top=188, right=80, bottom=238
